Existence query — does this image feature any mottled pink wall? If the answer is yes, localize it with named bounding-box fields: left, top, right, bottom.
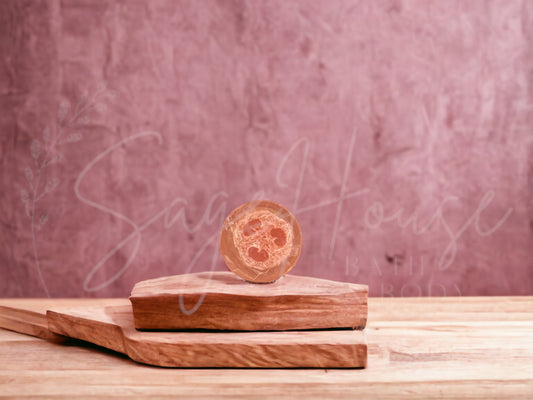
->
left=1, top=0, right=532, bottom=298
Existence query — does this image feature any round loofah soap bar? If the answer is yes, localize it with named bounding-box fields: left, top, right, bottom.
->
left=219, top=200, right=302, bottom=283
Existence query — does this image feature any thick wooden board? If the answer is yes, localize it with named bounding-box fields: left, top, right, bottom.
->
left=130, top=272, right=368, bottom=331
left=0, top=300, right=367, bottom=368
left=1, top=297, right=532, bottom=399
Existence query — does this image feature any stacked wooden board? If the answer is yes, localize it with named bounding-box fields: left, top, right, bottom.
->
left=0, top=272, right=368, bottom=368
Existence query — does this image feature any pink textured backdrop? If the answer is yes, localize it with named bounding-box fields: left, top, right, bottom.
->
left=1, top=0, right=532, bottom=297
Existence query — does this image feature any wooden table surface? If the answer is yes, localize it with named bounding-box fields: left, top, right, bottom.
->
left=1, top=297, right=532, bottom=399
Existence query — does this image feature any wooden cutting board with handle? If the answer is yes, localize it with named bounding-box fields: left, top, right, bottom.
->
left=0, top=299, right=367, bottom=368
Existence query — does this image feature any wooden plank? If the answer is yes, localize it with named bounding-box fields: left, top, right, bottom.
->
left=0, top=305, right=63, bottom=341
left=0, top=299, right=367, bottom=368
left=0, top=298, right=121, bottom=341
left=1, top=297, right=532, bottom=399
left=46, top=303, right=367, bottom=368
left=130, top=271, right=368, bottom=331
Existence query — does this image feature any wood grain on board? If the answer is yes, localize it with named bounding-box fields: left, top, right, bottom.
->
left=0, top=304, right=61, bottom=341
left=0, top=300, right=367, bottom=368
left=130, top=272, right=368, bottom=331
left=1, top=297, right=532, bottom=398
